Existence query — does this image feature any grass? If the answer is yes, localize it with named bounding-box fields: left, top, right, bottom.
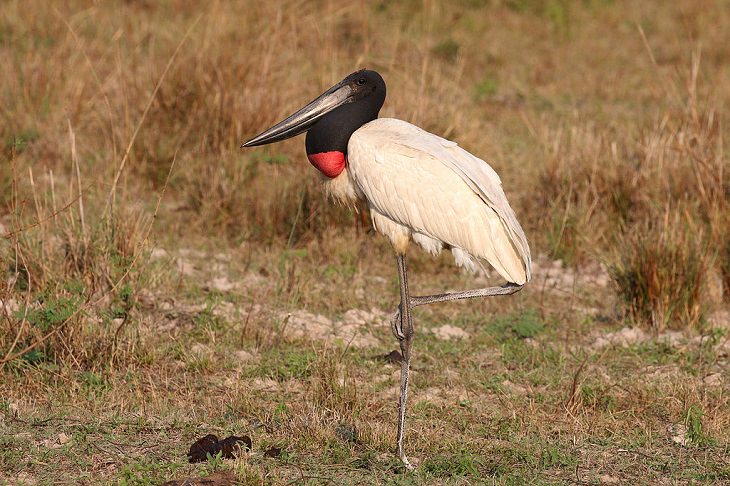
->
left=1, top=0, right=729, bottom=483
left=610, top=211, right=710, bottom=330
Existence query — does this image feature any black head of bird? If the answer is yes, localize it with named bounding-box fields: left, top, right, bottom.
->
left=242, top=69, right=386, bottom=177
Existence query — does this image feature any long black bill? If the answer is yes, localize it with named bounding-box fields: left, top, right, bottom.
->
left=241, top=80, right=353, bottom=148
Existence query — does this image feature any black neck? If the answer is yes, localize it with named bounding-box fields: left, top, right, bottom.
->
left=305, top=97, right=384, bottom=155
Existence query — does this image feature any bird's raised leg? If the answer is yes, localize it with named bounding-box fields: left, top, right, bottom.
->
left=392, top=283, right=524, bottom=325
left=411, top=282, right=524, bottom=307
left=390, top=253, right=415, bottom=469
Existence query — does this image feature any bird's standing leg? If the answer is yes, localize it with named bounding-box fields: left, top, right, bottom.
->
left=390, top=253, right=415, bottom=469
left=388, top=267, right=524, bottom=469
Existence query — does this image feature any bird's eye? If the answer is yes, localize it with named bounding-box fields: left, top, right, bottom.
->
left=356, top=78, right=366, bottom=86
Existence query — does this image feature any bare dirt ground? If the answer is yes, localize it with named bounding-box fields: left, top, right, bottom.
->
left=3, top=239, right=728, bottom=484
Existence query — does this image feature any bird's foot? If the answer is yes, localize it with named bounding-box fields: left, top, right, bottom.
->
left=389, top=302, right=416, bottom=342
left=390, top=307, right=403, bottom=341
left=399, top=453, right=416, bottom=471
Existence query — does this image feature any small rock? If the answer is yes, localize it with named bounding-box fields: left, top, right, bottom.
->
left=41, top=439, right=62, bottom=449
left=502, top=380, right=528, bottom=395
left=40, top=433, right=70, bottom=450
left=658, top=331, right=684, bottom=348
left=159, top=301, right=175, bottom=311
left=252, top=378, right=278, bottom=391
left=703, top=373, right=724, bottom=387
left=179, top=248, right=206, bottom=259
left=523, top=337, right=540, bottom=348
left=592, top=327, right=649, bottom=349
left=212, top=301, right=237, bottom=320
left=208, top=276, right=235, bottom=292
left=150, top=248, right=170, bottom=260
left=234, top=350, right=254, bottom=363
left=190, top=343, right=210, bottom=357
left=177, top=259, right=197, bottom=276
left=241, top=272, right=268, bottom=288
left=599, top=475, right=620, bottom=484
left=0, top=298, right=20, bottom=314
left=431, top=324, right=469, bottom=340
left=708, top=310, right=729, bottom=328
left=283, top=308, right=380, bottom=348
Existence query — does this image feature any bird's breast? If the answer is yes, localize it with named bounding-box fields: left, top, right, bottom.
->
left=307, top=151, right=346, bottom=178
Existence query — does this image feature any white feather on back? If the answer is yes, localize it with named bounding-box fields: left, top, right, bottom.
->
left=347, top=118, right=531, bottom=284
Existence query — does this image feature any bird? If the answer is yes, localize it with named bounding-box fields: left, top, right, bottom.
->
left=242, top=69, right=531, bottom=468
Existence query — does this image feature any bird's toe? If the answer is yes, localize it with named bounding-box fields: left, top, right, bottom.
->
left=389, top=307, right=403, bottom=340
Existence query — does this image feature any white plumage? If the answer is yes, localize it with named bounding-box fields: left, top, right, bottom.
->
left=327, top=118, right=531, bottom=285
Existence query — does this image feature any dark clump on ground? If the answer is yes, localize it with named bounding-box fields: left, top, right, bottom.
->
left=187, top=434, right=252, bottom=463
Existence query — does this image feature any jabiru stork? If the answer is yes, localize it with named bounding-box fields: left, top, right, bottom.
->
left=242, top=69, right=531, bottom=468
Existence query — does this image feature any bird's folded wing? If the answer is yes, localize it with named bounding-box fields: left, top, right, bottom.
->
left=402, top=128, right=530, bottom=281
left=367, top=119, right=532, bottom=282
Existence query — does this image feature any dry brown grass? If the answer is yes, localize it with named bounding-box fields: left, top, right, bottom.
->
left=1, top=0, right=729, bottom=483
left=609, top=208, right=710, bottom=331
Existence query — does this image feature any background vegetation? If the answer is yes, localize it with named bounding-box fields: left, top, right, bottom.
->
left=1, top=0, right=728, bottom=483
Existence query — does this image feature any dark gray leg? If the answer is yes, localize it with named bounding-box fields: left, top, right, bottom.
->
left=392, top=283, right=524, bottom=328
left=388, top=265, right=524, bottom=468
left=412, top=282, right=523, bottom=307
left=390, top=253, right=415, bottom=469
